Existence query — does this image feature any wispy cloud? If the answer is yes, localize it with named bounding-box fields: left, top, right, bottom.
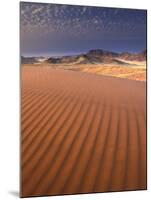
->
left=20, top=2, right=147, bottom=56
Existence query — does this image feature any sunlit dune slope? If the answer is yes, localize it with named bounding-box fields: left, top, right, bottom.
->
left=21, top=66, right=146, bottom=197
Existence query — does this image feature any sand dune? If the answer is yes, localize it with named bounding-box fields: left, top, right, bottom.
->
left=22, top=62, right=146, bottom=81
left=21, top=66, right=146, bottom=197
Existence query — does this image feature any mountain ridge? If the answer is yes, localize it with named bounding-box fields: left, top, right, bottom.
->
left=21, top=49, right=147, bottom=65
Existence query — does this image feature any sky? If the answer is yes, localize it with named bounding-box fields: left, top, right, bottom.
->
left=20, top=2, right=147, bottom=57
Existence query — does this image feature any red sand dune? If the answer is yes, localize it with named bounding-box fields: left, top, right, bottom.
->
left=21, top=66, right=147, bottom=197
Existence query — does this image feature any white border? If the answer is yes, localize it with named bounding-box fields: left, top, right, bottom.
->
left=0, top=0, right=150, bottom=199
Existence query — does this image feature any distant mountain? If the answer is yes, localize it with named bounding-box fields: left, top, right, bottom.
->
left=21, top=49, right=147, bottom=65
left=86, top=49, right=121, bottom=64
left=87, top=49, right=118, bottom=58
left=119, top=50, right=147, bottom=61
left=21, top=56, right=48, bottom=64
left=46, top=49, right=127, bottom=65
left=21, top=56, right=37, bottom=64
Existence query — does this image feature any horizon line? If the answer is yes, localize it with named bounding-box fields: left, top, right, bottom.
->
left=21, top=48, right=146, bottom=58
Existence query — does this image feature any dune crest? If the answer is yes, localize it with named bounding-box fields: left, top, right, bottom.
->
left=21, top=66, right=146, bottom=197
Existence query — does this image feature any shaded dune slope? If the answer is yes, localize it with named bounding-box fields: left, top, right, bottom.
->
left=21, top=67, right=146, bottom=197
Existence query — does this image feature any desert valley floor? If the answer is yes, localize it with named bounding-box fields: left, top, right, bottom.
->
left=21, top=66, right=146, bottom=197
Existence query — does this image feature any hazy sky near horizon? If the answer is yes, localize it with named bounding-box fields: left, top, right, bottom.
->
left=20, top=2, right=147, bottom=57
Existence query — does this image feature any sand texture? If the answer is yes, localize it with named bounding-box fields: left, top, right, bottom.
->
left=21, top=66, right=146, bottom=197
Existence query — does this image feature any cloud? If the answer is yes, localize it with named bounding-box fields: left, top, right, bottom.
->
left=32, top=7, right=43, bottom=14
left=20, top=2, right=146, bottom=56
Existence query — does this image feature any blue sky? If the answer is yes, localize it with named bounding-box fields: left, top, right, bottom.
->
left=20, top=2, right=147, bottom=57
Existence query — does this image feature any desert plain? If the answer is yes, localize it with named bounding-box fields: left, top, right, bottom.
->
left=21, top=53, right=147, bottom=197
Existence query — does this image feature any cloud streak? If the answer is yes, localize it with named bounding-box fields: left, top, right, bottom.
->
left=20, top=2, right=147, bottom=56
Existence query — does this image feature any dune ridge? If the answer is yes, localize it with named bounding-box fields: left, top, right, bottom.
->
left=21, top=66, right=146, bottom=197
